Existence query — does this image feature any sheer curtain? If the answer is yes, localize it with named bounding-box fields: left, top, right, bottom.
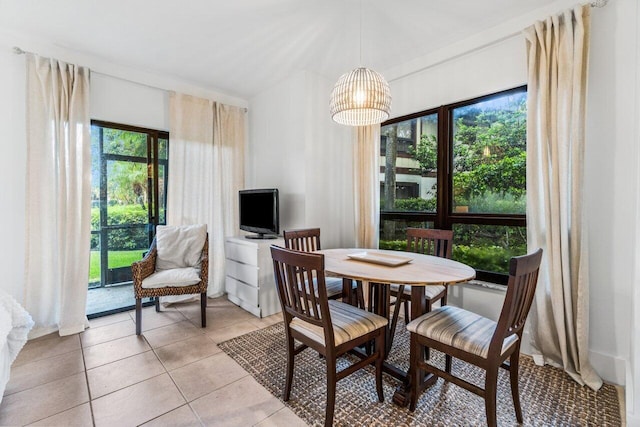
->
left=524, top=4, right=602, bottom=390
left=24, top=54, right=91, bottom=337
left=167, top=93, right=245, bottom=298
left=353, top=125, right=380, bottom=249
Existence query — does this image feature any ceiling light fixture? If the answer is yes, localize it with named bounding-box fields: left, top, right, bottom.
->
left=329, top=0, right=391, bottom=126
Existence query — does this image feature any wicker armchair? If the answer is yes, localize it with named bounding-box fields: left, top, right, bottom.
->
left=131, top=233, right=209, bottom=335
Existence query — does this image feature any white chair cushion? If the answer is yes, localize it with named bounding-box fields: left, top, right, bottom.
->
left=390, top=283, right=446, bottom=300
left=141, top=267, right=201, bottom=289
left=156, top=224, right=207, bottom=270
left=406, top=305, right=518, bottom=359
left=290, top=300, right=388, bottom=347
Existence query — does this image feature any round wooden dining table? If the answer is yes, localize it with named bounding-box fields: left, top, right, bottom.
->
left=316, top=248, right=476, bottom=406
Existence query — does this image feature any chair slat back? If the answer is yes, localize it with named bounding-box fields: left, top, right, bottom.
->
left=271, top=245, right=332, bottom=333
left=283, top=228, right=322, bottom=252
left=490, top=248, right=543, bottom=355
left=406, top=228, right=453, bottom=259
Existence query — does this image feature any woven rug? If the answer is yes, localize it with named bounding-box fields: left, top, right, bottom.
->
left=219, top=321, right=622, bottom=426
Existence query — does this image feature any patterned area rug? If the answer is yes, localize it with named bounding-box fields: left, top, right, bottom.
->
left=219, top=321, right=622, bottom=426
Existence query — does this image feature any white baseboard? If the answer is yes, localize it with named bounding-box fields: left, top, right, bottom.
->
left=626, top=413, right=640, bottom=427
left=589, top=349, right=626, bottom=386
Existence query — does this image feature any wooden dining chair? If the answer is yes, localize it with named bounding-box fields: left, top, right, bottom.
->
left=406, top=248, right=543, bottom=427
left=388, top=228, right=454, bottom=333
left=270, top=245, right=388, bottom=427
left=283, top=228, right=365, bottom=308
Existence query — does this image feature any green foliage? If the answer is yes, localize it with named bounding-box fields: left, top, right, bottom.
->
left=452, top=245, right=514, bottom=274
left=92, top=127, right=150, bottom=208
left=108, top=162, right=148, bottom=208
left=89, top=250, right=145, bottom=283
left=452, top=97, right=527, bottom=202
left=393, top=197, right=436, bottom=212
left=91, top=205, right=149, bottom=251
left=465, top=193, right=525, bottom=214
left=408, top=134, right=437, bottom=175
left=378, top=240, right=407, bottom=251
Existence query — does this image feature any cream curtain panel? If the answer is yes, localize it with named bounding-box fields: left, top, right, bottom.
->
left=24, top=54, right=91, bottom=337
left=524, top=5, right=602, bottom=390
left=167, top=93, right=245, bottom=298
left=353, top=125, right=380, bottom=249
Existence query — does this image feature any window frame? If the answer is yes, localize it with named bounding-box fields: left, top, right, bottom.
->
left=380, top=85, right=527, bottom=284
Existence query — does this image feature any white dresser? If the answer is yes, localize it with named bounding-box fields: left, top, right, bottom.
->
left=224, top=236, right=284, bottom=318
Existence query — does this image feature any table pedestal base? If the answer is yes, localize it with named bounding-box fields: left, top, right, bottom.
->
left=392, top=374, right=437, bottom=407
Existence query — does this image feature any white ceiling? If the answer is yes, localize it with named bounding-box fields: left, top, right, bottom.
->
left=1, top=0, right=562, bottom=99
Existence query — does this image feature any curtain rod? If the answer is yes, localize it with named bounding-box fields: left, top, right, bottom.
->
left=11, top=46, right=248, bottom=112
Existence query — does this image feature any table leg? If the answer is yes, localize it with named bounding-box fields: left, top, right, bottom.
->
left=392, top=286, right=437, bottom=407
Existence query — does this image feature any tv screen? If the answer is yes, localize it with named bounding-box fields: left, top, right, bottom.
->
left=239, top=189, right=279, bottom=239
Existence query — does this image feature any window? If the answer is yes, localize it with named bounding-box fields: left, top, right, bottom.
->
left=379, top=86, right=527, bottom=284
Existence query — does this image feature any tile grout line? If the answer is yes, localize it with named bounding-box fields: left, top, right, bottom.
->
left=137, top=333, right=204, bottom=426
left=79, top=334, right=97, bottom=427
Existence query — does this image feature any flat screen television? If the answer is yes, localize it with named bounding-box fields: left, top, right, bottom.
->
left=239, top=189, right=279, bottom=239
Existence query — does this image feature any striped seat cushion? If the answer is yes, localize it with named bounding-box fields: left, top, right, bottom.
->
left=325, top=277, right=344, bottom=298
left=390, top=284, right=446, bottom=300
left=290, top=300, right=388, bottom=347
left=304, top=277, right=348, bottom=298
left=406, top=305, right=518, bottom=359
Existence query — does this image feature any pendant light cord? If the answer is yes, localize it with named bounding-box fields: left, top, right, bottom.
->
left=359, top=0, right=362, bottom=66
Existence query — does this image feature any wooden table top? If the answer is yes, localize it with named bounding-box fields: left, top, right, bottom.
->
left=317, top=248, right=476, bottom=286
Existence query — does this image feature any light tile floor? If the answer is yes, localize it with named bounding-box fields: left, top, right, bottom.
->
left=1, top=297, right=309, bottom=427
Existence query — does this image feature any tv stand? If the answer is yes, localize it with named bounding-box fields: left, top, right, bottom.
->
left=245, top=234, right=278, bottom=239
left=225, top=236, right=284, bottom=318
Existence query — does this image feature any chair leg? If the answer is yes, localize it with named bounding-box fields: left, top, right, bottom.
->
left=325, top=356, right=337, bottom=427
left=509, top=352, right=523, bottom=423
left=200, top=292, right=207, bottom=327
left=356, top=281, right=365, bottom=309
left=485, top=368, right=499, bottom=427
left=375, top=329, right=385, bottom=402
left=424, top=300, right=432, bottom=360
left=441, top=286, right=448, bottom=306
left=388, top=287, right=404, bottom=354
left=155, top=297, right=160, bottom=312
left=445, top=354, right=452, bottom=373
left=284, top=334, right=295, bottom=401
left=135, top=298, right=142, bottom=335
left=408, top=333, right=420, bottom=412
left=403, top=297, right=410, bottom=322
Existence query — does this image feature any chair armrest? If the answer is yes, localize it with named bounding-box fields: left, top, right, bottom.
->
left=132, top=241, right=157, bottom=296
left=199, top=234, right=209, bottom=290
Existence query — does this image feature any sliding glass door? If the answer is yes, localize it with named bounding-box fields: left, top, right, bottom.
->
left=88, top=121, right=168, bottom=317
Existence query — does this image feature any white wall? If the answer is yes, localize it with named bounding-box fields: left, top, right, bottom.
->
left=585, top=0, right=637, bottom=397
left=0, top=42, right=27, bottom=302
left=0, top=31, right=248, bottom=303
left=91, top=73, right=170, bottom=131
left=248, top=71, right=354, bottom=248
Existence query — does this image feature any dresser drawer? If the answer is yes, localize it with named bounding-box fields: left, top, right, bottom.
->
left=226, top=259, right=259, bottom=287
left=225, top=241, right=258, bottom=266
left=225, top=276, right=259, bottom=307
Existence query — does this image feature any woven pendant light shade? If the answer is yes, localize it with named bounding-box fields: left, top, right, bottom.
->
left=330, top=67, right=391, bottom=126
